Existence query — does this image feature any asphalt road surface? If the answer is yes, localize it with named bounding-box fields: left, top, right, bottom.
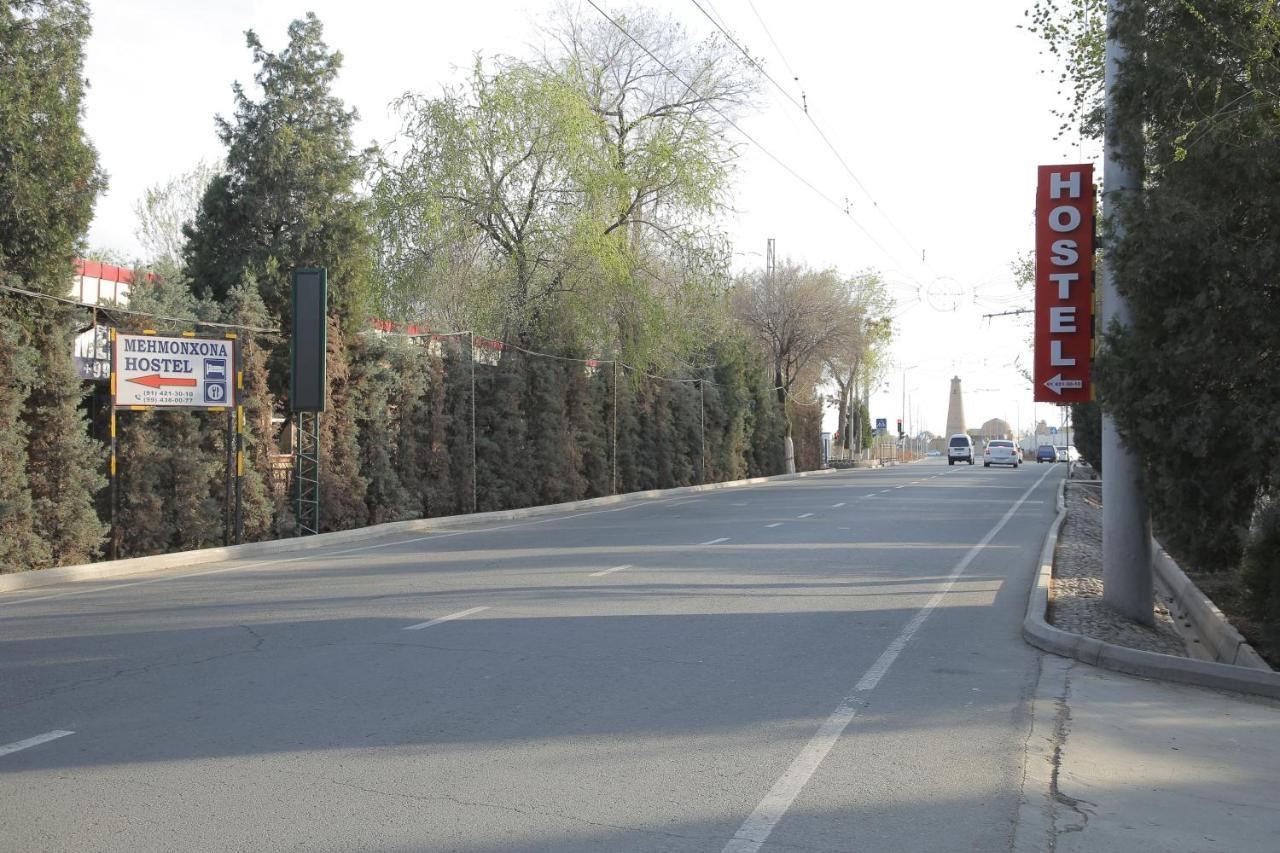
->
left=1, top=459, right=1065, bottom=852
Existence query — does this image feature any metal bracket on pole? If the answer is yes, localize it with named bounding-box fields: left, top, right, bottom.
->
left=296, top=412, right=321, bottom=535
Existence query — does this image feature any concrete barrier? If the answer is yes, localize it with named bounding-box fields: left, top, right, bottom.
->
left=0, top=468, right=838, bottom=594
left=1023, top=479, right=1280, bottom=699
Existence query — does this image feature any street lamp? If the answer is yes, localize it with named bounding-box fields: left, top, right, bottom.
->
left=900, top=365, right=918, bottom=461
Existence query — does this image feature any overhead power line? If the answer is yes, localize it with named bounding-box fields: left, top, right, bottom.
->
left=687, top=0, right=938, bottom=279
left=583, top=0, right=922, bottom=293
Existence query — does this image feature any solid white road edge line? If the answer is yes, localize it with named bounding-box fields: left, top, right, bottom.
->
left=589, top=564, right=632, bottom=577
left=721, top=463, right=1057, bottom=853
left=403, top=606, right=490, bottom=631
left=0, top=730, right=74, bottom=758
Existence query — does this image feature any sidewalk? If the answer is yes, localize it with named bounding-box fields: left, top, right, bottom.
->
left=1017, top=654, right=1280, bottom=853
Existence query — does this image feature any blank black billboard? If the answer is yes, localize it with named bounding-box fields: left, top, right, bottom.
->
left=291, top=268, right=327, bottom=411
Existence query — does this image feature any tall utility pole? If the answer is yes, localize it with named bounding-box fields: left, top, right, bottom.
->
left=1102, top=0, right=1153, bottom=623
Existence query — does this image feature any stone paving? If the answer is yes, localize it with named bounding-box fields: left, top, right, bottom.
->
left=1050, top=481, right=1189, bottom=657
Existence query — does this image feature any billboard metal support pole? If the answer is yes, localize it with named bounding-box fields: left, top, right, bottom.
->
left=611, top=359, right=618, bottom=495
left=468, top=331, right=477, bottom=515
left=234, top=335, right=243, bottom=545
left=1101, top=0, right=1153, bottom=624
left=296, top=412, right=321, bottom=535
left=108, top=328, right=118, bottom=561
left=699, top=378, right=706, bottom=484
left=225, top=403, right=233, bottom=547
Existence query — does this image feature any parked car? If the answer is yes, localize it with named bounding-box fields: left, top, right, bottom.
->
left=1064, top=445, right=1081, bottom=462
left=1036, top=444, right=1058, bottom=463
left=983, top=439, right=1020, bottom=468
left=948, top=433, right=975, bottom=465
left=926, top=449, right=942, bottom=457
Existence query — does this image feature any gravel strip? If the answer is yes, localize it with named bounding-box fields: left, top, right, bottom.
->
left=1051, top=481, right=1189, bottom=657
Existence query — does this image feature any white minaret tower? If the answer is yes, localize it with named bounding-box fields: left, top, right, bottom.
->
left=945, top=377, right=967, bottom=437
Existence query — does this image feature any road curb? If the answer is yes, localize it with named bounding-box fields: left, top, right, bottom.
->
left=1022, top=479, right=1280, bottom=699
left=0, top=467, right=838, bottom=595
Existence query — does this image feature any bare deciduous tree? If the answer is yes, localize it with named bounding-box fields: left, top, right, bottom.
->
left=134, top=159, right=222, bottom=269
left=732, top=261, right=865, bottom=437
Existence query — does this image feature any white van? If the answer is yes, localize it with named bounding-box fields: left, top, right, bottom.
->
left=947, top=433, right=975, bottom=465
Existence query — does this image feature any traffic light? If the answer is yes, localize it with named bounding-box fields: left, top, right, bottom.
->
left=897, top=419, right=904, bottom=437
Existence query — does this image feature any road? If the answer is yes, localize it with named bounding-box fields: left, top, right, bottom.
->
left=1, top=459, right=1064, bottom=852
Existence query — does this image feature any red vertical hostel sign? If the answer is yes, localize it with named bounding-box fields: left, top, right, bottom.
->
left=1035, top=164, right=1094, bottom=403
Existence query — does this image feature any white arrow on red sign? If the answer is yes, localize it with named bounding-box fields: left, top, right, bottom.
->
left=1043, top=373, right=1084, bottom=395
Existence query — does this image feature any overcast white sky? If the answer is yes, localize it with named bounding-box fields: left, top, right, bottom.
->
left=82, top=0, right=1095, bottom=437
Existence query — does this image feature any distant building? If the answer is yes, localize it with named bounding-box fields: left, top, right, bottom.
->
left=70, top=259, right=147, bottom=306
left=980, top=418, right=1012, bottom=440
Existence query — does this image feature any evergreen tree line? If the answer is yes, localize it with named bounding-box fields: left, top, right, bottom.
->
left=1032, top=1, right=1280, bottom=642
left=103, top=321, right=816, bottom=559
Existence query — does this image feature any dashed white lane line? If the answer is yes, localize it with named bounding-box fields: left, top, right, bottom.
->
left=831, top=502, right=846, bottom=508
left=766, top=523, right=783, bottom=528
left=721, top=461, right=1056, bottom=853
left=700, top=537, right=730, bottom=546
left=797, top=513, right=814, bottom=519
left=590, top=564, right=632, bottom=577
left=894, top=485, right=906, bottom=489
left=403, top=606, right=490, bottom=631
left=0, top=730, right=74, bottom=758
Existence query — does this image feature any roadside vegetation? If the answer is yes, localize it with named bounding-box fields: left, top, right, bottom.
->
left=1029, top=0, right=1280, bottom=662
left=0, top=2, right=892, bottom=569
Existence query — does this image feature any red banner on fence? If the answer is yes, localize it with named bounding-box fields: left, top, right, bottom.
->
left=1034, top=164, right=1094, bottom=403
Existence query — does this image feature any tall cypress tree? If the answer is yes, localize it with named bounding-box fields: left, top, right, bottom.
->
left=0, top=0, right=106, bottom=567
left=182, top=14, right=375, bottom=531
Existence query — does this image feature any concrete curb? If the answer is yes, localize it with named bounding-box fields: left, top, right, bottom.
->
left=1153, top=540, right=1272, bottom=670
left=0, top=467, right=838, bottom=595
left=1022, top=479, right=1280, bottom=699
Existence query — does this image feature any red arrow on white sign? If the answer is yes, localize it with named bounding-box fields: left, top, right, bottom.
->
left=126, top=374, right=198, bottom=389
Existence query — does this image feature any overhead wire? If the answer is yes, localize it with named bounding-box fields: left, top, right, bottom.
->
left=0, top=282, right=281, bottom=334
left=583, top=0, right=922, bottom=296
left=688, top=0, right=939, bottom=280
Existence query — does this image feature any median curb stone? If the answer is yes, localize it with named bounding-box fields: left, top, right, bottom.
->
left=0, top=467, right=838, bottom=594
left=1023, top=478, right=1280, bottom=699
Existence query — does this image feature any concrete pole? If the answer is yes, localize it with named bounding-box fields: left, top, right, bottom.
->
left=1101, top=0, right=1154, bottom=624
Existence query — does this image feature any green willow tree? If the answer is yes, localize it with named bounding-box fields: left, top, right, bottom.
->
left=0, top=0, right=106, bottom=569
left=374, top=3, right=756, bottom=365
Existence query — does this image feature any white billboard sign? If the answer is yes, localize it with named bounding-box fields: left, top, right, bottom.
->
left=113, top=333, right=235, bottom=408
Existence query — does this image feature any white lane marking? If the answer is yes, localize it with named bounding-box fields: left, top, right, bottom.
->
left=731, top=502, right=749, bottom=507
left=700, top=537, right=730, bottom=546
left=590, top=564, right=632, bottom=577
left=894, top=485, right=906, bottom=489
left=403, top=606, right=489, bottom=631
left=0, top=730, right=74, bottom=758
left=797, top=513, right=814, bottom=519
left=722, top=462, right=1055, bottom=853
left=766, top=523, right=783, bottom=529
left=831, top=502, right=846, bottom=508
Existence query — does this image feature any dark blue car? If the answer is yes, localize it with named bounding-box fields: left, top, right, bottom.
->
left=1035, top=444, right=1057, bottom=463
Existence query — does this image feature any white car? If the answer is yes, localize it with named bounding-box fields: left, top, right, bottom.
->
left=983, top=439, right=1021, bottom=468
left=947, top=433, right=975, bottom=465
